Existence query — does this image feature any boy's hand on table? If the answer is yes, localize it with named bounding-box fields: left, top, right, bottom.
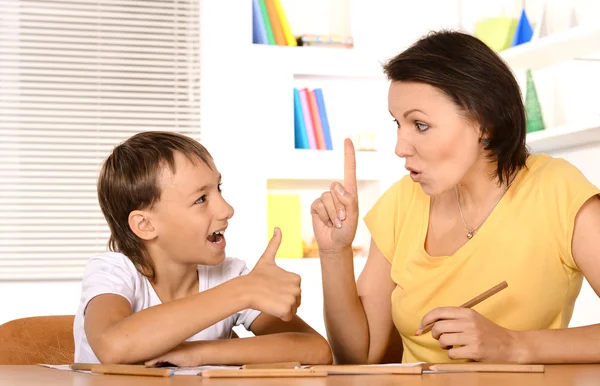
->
left=244, top=227, right=302, bottom=322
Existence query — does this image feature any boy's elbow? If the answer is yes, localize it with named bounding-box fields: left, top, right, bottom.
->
left=93, top=335, right=129, bottom=364
left=312, top=334, right=334, bottom=365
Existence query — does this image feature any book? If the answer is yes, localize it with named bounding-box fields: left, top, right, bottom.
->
left=251, top=0, right=268, bottom=44
left=298, top=88, right=317, bottom=149
left=258, top=0, right=275, bottom=45
left=293, top=88, right=309, bottom=149
left=265, top=0, right=286, bottom=46
left=267, top=194, right=303, bottom=258
left=313, top=88, right=333, bottom=150
left=273, top=0, right=297, bottom=46
left=307, top=90, right=326, bottom=150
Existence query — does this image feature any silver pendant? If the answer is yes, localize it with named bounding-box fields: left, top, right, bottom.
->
left=466, top=231, right=473, bottom=239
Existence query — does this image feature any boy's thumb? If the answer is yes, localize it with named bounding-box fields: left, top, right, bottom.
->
left=259, top=227, right=282, bottom=264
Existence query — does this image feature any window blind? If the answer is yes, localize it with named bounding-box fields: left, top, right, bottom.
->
left=0, top=0, right=201, bottom=280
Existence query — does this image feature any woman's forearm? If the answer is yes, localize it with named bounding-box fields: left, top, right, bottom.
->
left=517, top=324, right=600, bottom=364
left=320, top=247, right=371, bottom=364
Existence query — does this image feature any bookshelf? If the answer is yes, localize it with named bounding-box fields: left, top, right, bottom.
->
left=497, top=25, right=600, bottom=153
left=499, top=25, right=600, bottom=70
left=527, top=117, right=600, bottom=153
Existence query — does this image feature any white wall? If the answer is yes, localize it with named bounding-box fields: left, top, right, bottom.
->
left=2, top=0, right=600, bottom=341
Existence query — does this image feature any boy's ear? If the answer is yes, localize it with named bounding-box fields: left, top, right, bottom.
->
left=128, top=210, right=157, bottom=241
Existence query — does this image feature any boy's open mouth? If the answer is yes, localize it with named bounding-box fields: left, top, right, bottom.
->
left=207, top=230, right=224, bottom=243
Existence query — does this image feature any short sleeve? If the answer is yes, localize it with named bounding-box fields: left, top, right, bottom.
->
left=546, top=159, right=600, bottom=270
left=80, top=253, right=137, bottom=314
left=221, top=258, right=261, bottom=329
left=363, top=176, right=415, bottom=263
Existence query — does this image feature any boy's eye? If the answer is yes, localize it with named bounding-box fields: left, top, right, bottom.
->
left=218, top=183, right=223, bottom=193
left=415, top=121, right=429, bottom=132
left=195, top=195, right=206, bottom=205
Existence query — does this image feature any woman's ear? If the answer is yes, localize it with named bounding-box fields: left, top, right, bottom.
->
left=128, top=210, right=157, bottom=241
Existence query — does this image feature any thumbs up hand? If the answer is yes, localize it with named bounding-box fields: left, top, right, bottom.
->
left=310, top=138, right=359, bottom=256
left=244, top=228, right=302, bottom=321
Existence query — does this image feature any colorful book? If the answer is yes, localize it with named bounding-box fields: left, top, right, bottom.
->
left=251, top=0, right=268, bottom=44
left=267, top=194, right=303, bottom=258
left=307, top=90, right=326, bottom=150
left=293, top=88, right=309, bottom=149
left=298, top=88, right=317, bottom=149
left=265, top=0, right=286, bottom=46
left=258, top=0, right=275, bottom=45
left=273, top=0, right=297, bottom=46
left=313, top=88, right=333, bottom=150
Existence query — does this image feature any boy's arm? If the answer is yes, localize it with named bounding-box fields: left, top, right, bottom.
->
left=86, top=229, right=300, bottom=364
left=145, top=314, right=333, bottom=367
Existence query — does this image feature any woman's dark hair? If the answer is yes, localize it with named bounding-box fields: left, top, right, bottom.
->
left=383, top=30, right=528, bottom=185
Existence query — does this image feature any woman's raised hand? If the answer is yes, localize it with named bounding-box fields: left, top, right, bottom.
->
left=310, top=138, right=359, bottom=257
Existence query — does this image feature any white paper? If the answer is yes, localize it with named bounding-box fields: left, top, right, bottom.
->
left=38, top=363, right=241, bottom=376
left=39, top=364, right=92, bottom=374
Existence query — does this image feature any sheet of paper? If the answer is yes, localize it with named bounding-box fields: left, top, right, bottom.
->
left=39, top=364, right=242, bottom=376
left=39, top=364, right=92, bottom=374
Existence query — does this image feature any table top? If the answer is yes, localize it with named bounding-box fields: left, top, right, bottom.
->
left=2, top=365, right=600, bottom=386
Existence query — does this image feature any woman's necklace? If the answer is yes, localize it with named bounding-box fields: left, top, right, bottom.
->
left=455, top=180, right=513, bottom=239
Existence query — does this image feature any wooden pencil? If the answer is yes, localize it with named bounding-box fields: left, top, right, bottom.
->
left=242, top=361, right=301, bottom=369
left=311, top=364, right=423, bottom=375
left=427, top=363, right=544, bottom=373
left=90, top=364, right=174, bottom=377
left=417, top=281, right=508, bottom=335
left=201, top=368, right=327, bottom=378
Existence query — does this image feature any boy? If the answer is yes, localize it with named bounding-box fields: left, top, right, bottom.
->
left=74, top=131, right=332, bottom=366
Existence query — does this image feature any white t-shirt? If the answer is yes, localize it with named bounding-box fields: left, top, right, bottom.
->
left=73, top=252, right=261, bottom=363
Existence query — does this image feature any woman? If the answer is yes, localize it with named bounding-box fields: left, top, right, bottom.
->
left=311, top=30, right=600, bottom=364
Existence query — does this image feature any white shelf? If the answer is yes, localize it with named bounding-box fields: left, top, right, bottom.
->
left=251, top=44, right=387, bottom=79
left=527, top=117, right=600, bottom=153
left=500, top=25, right=600, bottom=70
left=265, top=149, right=382, bottom=182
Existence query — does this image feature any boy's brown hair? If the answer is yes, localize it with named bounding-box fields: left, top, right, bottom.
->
left=97, top=131, right=213, bottom=281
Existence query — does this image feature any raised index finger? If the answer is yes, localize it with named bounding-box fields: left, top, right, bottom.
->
left=344, top=138, right=357, bottom=196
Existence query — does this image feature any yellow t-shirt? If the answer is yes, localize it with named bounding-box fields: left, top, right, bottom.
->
left=364, top=154, right=600, bottom=364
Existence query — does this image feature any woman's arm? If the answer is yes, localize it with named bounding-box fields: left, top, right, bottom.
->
left=419, top=195, right=600, bottom=363
left=146, top=314, right=332, bottom=366
left=516, top=195, right=600, bottom=363
left=321, top=240, right=399, bottom=364
left=311, top=139, right=400, bottom=364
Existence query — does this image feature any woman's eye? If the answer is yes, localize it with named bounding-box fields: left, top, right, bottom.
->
left=415, top=122, right=429, bottom=132
left=393, top=118, right=400, bottom=128
left=217, top=183, right=223, bottom=193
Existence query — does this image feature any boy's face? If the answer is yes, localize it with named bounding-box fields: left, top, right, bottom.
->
left=149, top=151, right=234, bottom=266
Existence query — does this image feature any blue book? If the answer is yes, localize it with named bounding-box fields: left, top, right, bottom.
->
left=511, top=9, right=533, bottom=47
left=293, top=88, right=310, bottom=149
left=252, top=0, right=268, bottom=44
left=313, top=88, right=333, bottom=150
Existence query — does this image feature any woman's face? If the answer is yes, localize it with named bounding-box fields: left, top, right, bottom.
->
left=388, top=81, right=486, bottom=196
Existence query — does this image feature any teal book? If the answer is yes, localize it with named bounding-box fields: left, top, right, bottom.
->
left=293, top=88, right=309, bottom=149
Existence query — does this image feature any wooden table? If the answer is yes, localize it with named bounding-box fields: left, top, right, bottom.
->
left=2, top=365, right=600, bottom=385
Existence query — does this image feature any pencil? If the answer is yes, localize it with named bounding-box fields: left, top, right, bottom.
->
left=242, top=361, right=301, bottom=369
left=416, top=281, right=508, bottom=335
left=90, top=364, right=174, bottom=377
